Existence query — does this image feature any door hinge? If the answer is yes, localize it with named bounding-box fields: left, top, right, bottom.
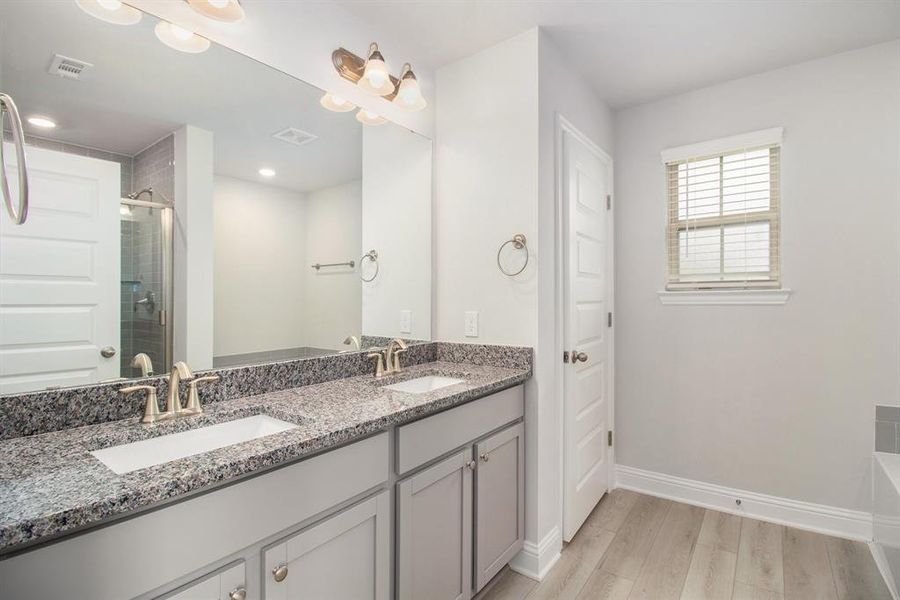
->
left=608, top=430, right=613, bottom=447
left=607, top=312, right=612, bottom=327
left=606, top=194, right=612, bottom=210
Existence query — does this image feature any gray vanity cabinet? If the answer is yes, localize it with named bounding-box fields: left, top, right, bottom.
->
left=263, top=490, right=391, bottom=600
left=168, top=563, right=245, bottom=600
left=397, top=448, right=474, bottom=600
left=474, top=422, right=525, bottom=590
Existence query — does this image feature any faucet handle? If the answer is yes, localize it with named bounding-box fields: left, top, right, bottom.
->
left=391, top=347, right=407, bottom=373
left=120, top=385, right=163, bottom=424
left=184, top=375, right=220, bottom=416
left=367, top=352, right=386, bottom=378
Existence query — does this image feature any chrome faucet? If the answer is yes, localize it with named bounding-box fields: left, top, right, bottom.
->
left=384, top=338, right=408, bottom=374
left=166, top=361, right=194, bottom=417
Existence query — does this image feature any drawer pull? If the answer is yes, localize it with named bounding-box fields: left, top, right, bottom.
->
left=229, top=587, right=247, bottom=600
left=480, top=453, right=489, bottom=462
left=273, top=564, right=289, bottom=582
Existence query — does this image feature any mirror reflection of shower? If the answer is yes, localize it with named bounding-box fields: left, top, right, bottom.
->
left=120, top=188, right=173, bottom=379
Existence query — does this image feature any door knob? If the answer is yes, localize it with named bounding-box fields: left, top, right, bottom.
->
left=100, top=346, right=117, bottom=358
left=573, top=351, right=588, bottom=363
left=272, top=564, right=288, bottom=582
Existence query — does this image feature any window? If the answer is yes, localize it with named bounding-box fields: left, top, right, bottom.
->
left=664, top=129, right=782, bottom=290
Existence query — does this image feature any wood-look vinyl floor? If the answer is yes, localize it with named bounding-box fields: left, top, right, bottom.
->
left=477, top=490, right=892, bottom=600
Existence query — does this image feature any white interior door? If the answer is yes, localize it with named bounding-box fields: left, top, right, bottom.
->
left=561, top=125, right=613, bottom=542
left=0, top=143, right=120, bottom=393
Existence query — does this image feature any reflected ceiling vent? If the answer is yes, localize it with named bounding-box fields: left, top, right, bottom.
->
left=272, top=127, right=318, bottom=147
left=47, top=54, right=94, bottom=80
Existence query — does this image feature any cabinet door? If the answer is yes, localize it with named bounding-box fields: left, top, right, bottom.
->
left=474, top=422, right=525, bottom=591
left=263, top=490, right=390, bottom=600
left=397, top=448, right=473, bottom=600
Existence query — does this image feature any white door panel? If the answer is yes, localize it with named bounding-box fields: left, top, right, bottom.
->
left=562, top=126, right=613, bottom=542
left=0, top=143, right=120, bottom=393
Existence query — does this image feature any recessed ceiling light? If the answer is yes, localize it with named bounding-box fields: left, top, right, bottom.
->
left=27, top=116, right=57, bottom=129
left=355, top=109, right=387, bottom=126
left=320, top=92, right=356, bottom=113
left=258, top=168, right=276, bottom=177
left=75, top=0, right=143, bottom=25
left=185, top=0, right=245, bottom=23
left=154, top=21, right=211, bottom=53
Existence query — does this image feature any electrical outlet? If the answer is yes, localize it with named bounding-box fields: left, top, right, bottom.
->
left=399, top=310, right=412, bottom=334
left=464, top=311, right=479, bottom=338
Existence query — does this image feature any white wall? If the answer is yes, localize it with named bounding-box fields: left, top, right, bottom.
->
left=129, top=0, right=433, bottom=138
left=435, top=27, right=615, bottom=577
left=303, top=180, right=362, bottom=350
left=213, top=176, right=306, bottom=357
left=362, top=125, right=432, bottom=341
left=614, top=41, right=900, bottom=513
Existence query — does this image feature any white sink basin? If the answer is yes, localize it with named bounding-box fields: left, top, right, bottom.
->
left=384, top=375, right=465, bottom=394
left=90, top=415, right=298, bottom=475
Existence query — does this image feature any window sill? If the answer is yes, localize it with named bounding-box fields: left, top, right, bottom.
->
left=657, top=289, right=792, bottom=305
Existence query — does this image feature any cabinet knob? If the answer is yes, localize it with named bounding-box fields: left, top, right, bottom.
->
left=100, top=346, right=117, bottom=358
left=480, top=453, right=489, bottom=462
left=466, top=460, right=477, bottom=470
left=272, top=564, right=289, bottom=582
left=228, top=587, right=247, bottom=600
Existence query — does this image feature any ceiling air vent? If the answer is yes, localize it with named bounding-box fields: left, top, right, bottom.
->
left=47, top=54, right=94, bottom=80
left=272, top=127, right=318, bottom=147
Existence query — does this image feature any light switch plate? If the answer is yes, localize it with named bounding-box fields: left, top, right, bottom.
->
left=464, top=311, right=479, bottom=338
left=399, top=310, right=412, bottom=334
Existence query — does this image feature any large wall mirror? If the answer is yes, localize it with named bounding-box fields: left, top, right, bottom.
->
left=0, top=2, right=432, bottom=395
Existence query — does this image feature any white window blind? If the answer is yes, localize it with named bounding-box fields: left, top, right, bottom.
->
left=665, top=132, right=781, bottom=290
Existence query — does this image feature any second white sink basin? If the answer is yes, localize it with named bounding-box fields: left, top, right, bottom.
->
left=384, top=375, right=465, bottom=394
left=90, top=415, right=298, bottom=475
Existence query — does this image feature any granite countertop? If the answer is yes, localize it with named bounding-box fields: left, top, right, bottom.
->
left=0, top=361, right=528, bottom=554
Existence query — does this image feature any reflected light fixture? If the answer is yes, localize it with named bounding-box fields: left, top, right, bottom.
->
left=185, top=0, right=245, bottom=23
left=355, top=109, right=387, bottom=126
left=27, top=116, right=57, bottom=129
left=320, top=93, right=356, bottom=113
left=154, top=21, right=211, bottom=53
left=258, top=168, right=276, bottom=177
left=393, top=64, right=426, bottom=111
left=358, top=43, right=395, bottom=96
left=75, top=0, right=143, bottom=25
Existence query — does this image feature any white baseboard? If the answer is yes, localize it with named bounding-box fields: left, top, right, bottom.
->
left=869, top=541, right=900, bottom=600
left=509, top=525, right=562, bottom=581
left=615, top=465, right=873, bottom=541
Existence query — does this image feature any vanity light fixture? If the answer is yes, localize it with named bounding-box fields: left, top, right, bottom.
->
left=26, top=116, right=57, bottom=129
left=355, top=109, right=387, bottom=126
left=320, top=93, right=356, bottom=113
left=185, top=0, right=245, bottom=23
left=393, top=64, right=426, bottom=111
left=258, top=168, right=276, bottom=177
left=75, top=0, right=142, bottom=25
left=154, top=21, right=211, bottom=53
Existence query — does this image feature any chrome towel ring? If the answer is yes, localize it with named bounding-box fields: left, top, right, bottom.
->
left=0, top=93, right=28, bottom=225
left=360, top=249, right=379, bottom=282
left=497, top=234, right=528, bottom=276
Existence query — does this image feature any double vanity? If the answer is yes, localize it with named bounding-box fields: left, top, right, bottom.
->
left=0, top=343, right=530, bottom=600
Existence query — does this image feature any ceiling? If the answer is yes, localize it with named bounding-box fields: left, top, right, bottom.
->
left=337, top=0, right=900, bottom=108
left=1, top=1, right=370, bottom=193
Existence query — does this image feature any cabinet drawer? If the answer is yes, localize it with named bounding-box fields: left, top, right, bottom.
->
left=397, top=385, right=523, bottom=474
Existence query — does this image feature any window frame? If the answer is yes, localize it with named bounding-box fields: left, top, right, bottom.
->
left=662, top=128, right=784, bottom=292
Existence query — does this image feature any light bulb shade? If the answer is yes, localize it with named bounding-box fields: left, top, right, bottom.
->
left=358, top=49, right=395, bottom=96
left=355, top=109, right=387, bottom=126
left=186, top=0, right=245, bottom=23
left=154, top=21, right=211, bottom=53
left=75, top=0, right=142, bottom=25
left=320, top=92, right=356, bottom=113
left=394, top=70, right=427, bottom=111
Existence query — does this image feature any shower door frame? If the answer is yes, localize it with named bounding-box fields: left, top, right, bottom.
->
left=120, top=197, right=174, bottom=374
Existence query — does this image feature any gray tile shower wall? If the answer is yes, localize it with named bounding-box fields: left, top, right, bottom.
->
left=876, top=405, right=900, bottom=453
left=0, top=342, right=531, bottom=441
